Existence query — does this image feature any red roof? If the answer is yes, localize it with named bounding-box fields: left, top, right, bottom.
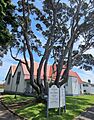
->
left=11, top=65, right=16, bottom=75
left=21, top=61, right=30, bottom=80
left=20, top=61, right=83, bottom=84
left=21, top=62, right=52, bottom=80
left=74, top=72, right=84, bottom=84
left=5, top=65, right=16, bottom=81
left=61, top=70, right=83, bottom=84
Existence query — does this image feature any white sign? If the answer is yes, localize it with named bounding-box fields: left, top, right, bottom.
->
left=60, top=85, right=65, bottom=107
left=48, top=85, right=59, bottom=108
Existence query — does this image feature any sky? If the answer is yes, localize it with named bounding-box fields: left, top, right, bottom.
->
left=73, top=48, right=94, bottom=83
left=0, top=0, right=94, bottom=84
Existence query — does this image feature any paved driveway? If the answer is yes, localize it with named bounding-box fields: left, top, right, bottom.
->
left=75, top=107, right=94, bottom=120
left=0, top=101, right=21, bottom=120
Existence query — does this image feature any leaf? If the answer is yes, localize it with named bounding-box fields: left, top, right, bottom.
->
left=36, top=23, right=42, bottom=31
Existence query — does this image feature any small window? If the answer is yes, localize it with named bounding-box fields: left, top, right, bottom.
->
left=84, top=90, right=86, bottom=92
left=7, top=74, right=12, bottom=85
left=83, top=84, right=88, bottom=87
left=80, top=85, right=81, bottom=89
left=16, top=72, right=21, bottom=84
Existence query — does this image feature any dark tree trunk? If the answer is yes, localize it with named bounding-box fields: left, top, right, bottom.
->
left=59, top=42, right=73, bottom=86
left=37, top=48, right=51, bottom=95
left=54, top=48, right=65, bottom=86
left=43, top=52, right=50, bottom=95
left=14, top=84, right=18, bottom=99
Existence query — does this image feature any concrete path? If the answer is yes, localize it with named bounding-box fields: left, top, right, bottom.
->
left=0, top=101, right=21, bottom=120
left=75, top=107, right=94, bottom=120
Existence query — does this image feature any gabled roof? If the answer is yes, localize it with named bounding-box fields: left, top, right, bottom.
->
left=61, top=69, right=83, bottom=84
left=21, top=61, right=30, bottom=80
left=49, top=67, right=83, bottom=83
left=5, top=65, right=17, bottom=80
left=74, top=72, right=84, bottom=84
left=21, top=61, right=52, bottom=80
left=11, top=65, right=17, bottom=75
left=20, top=61, right=83, bottom=83
left=7, top=61, right=83, bottom=84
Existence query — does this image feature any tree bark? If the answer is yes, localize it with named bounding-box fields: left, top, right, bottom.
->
left=59, top=42, right=73, bottom=86
left=43, top=51, right=51, bottom=94
left=22, top=0, right=40, bottom=94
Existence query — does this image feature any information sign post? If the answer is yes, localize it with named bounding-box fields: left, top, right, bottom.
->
left=46, top=84, right=66, bottom=117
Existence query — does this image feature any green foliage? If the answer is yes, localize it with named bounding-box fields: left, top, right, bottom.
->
left=0, top=0, right=14, bottom=45
left=0, top=0, right=16, bottom=61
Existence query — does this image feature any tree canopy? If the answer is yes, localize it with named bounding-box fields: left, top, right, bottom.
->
left=0, top=0, right=16, bottom=65
left=10, top=0, right=94, bottom=96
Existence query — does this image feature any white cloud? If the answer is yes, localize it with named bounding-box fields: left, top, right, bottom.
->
left=0, top=51, right=18, bottom=81
left=73, top=66, right=94, bottom=84
left=85, top=48, right=94, bottom=57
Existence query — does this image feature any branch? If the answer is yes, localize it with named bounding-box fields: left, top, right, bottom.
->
left=23, top=41, right=30, bottom=73
left=59, top=42, right=74, bottom=86
left=22, top=0, right=40, bottom=94
left=10, top=47, right=26, bottom=64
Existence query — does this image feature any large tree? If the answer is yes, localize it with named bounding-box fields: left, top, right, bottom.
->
left=10, top=0, right=94, bottom=97
left=0, top=0, right=16, bottom=65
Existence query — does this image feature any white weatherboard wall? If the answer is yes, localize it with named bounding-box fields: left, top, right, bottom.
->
left=72, top=77, right=80, bottom=95
left=90, top=86, right=94, bottom=94
left=11, top=64, right=26, bottom=93
left=83, top=83, right=90, bottom=94
left=4, top=69, right=13, bottom=92
left=65, top=77, right=72, bottom=95
left=65, top=76, right=81, bottom=96
left=60, top=85, right=65, bottom=107
left=83, top=83, right=94, bottom=94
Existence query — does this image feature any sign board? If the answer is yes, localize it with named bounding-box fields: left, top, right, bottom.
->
left=60, top=85, right=65, bottom=107
left=48, top=85, right=59, bottom=108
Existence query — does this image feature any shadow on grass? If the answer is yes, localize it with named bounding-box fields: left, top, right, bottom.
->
left=15, top=95, right=94, bottom=120
left=66, top=96, right=94, bottom=116
left=2, top=95, right=33, bottom=105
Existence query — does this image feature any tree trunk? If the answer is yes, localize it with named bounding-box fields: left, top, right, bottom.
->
left=54, top=48, right=65, bottom=86
left=43, top=52, right=50, bottom=95
left=14, top=84, right=18, bottom=99
left=37, top=48, right=51, bottom=94
left=59, top=42, right=73, bottom=86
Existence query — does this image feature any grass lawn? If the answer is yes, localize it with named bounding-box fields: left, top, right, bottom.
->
left=2, top=95, right=94, bottom=120
left=2, top=95, right=33, bottom=105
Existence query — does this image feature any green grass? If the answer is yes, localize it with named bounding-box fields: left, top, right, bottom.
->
left=2, top=95, right=94, bottom=120
left=2, top=95, right=33, bottom=105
